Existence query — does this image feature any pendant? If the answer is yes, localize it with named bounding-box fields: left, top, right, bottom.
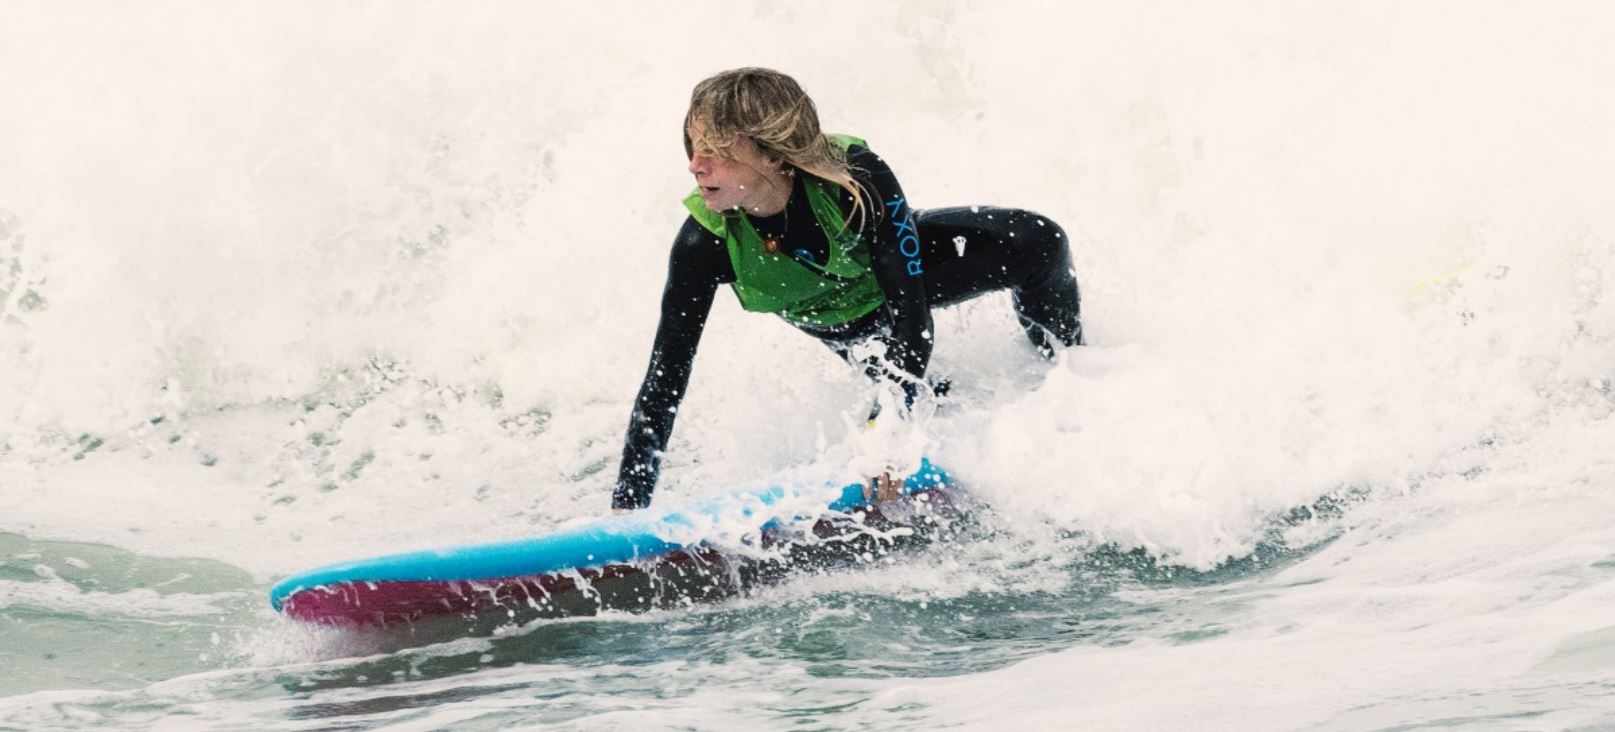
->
left=763, top=237, right=780, bottom=254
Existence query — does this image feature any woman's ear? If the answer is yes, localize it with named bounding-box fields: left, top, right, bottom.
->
left=757, top=144, right=789, bottom=174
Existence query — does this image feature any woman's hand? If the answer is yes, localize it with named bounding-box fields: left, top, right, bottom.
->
left=865, top=471, right=903, bottom=505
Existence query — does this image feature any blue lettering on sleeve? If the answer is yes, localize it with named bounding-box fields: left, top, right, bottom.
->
left=885, top=197, right=923, bottom=277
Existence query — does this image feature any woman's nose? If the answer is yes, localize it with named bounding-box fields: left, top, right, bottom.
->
left=688, top=154, right=709, bottom=177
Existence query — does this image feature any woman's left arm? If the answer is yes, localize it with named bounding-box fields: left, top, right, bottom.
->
left=849, top=144, right=933, bottom=409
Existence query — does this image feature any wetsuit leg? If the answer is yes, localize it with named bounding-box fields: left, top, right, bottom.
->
left=914, top=207, right=1084, bottom=356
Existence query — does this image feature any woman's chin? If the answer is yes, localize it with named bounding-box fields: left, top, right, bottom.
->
left=701, top=194, right=737, bottom=211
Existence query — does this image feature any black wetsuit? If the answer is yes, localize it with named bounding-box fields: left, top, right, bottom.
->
left=612, top=144, right=1082, bottom=509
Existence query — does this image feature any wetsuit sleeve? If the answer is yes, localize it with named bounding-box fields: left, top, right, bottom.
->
left=849, top=144, right=933, bottom=407
left=612, top=217, right=729, bottom=509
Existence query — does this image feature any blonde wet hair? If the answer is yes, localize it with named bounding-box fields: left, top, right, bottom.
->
left=683, top=67, right=871, bottom=232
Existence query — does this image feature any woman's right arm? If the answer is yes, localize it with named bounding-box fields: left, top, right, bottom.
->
left=611, top=217, right=729, bottom=510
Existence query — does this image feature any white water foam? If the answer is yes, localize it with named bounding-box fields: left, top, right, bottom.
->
left=3, top=1, right=1615, bottom=727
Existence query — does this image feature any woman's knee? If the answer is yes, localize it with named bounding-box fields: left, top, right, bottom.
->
left=998, top=210, right=1073, bottom=290
left=1006, top=210, right=1069, bottom=257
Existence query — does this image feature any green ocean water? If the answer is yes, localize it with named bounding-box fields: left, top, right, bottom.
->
left=0, top=533, right=258, bottom=697
left=0, top=519, right=1332, bottom=730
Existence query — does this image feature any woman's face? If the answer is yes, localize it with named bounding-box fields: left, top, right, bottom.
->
left=687, top=131, right=789, bottom=215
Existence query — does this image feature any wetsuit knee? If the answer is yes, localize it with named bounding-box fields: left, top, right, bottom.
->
left=1004, top=211, right=1073, bottom=293
left=1002, top=211, right=1082, bottom=353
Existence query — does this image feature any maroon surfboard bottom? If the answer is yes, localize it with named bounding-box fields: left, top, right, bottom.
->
left=280, top=489, right=963, bottom=627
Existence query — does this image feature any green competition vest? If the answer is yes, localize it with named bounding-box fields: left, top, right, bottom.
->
left=682, top=133, right=885, bottom=327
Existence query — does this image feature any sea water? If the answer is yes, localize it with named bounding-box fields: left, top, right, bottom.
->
left=4, top=2, right=1615, bottom=730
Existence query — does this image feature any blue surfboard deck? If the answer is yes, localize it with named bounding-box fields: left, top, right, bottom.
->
left=269, top=458, right=952, bottom=620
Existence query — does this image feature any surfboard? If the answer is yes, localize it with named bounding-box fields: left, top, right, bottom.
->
left=269, top=458, right=958, bottom=626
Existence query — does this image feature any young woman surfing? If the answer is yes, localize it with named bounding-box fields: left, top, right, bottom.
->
left=612, top=68, right=1083, bottom=511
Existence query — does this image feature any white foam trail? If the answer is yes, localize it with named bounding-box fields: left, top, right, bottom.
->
left=0, top=576, right=238, bottom=620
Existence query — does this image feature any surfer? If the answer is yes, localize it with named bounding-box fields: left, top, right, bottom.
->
left=612, top=68, right=1083, bottom=511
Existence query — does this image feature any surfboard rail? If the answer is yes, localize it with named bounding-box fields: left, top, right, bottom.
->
left=269, top=458, right=955, bottom=625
